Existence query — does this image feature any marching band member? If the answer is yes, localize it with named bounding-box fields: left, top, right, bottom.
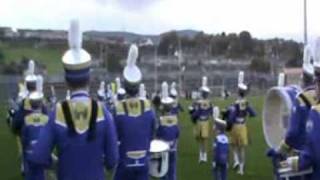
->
left=113, top=44, right=156, bottom=180
left=267, top=44, right=317, bottom=180
left=192, top=76, right=213, bottom=163
left=169, top=82, right=184, bottom=116
left=29, top=19, right=119, bottom=180
left=12, top=76, right=49, bottom=180
left=229, top=71, right=256, bottom=175
left=282, top=39, right=320, bottom=180
left=12, top=60, right=46, bottom=176
left=212, top=107, right=229, bottom=180
left=278, top=44, right=316, bottom=155
left=156, top=81, right=180, bottom=180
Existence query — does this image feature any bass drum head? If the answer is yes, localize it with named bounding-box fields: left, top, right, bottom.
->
left=149, top=139, right=170, bottom=178
left=262, top=86, right=300, bottom=148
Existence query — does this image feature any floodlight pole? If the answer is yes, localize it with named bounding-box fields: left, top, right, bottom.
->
left=154, top=45, right=158, bottom=93
left=178, top=37, right=183, bottom=97
left=304, top=0, right=308, bottom=45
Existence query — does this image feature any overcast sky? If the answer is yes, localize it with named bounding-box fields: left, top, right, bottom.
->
left=0, top=0, right=319, bottom=41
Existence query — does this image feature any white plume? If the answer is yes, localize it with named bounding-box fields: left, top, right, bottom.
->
left=161, top=81, right=169, bottom=99
left=50, top=85, right=56, bottom=96
left=171, top=82, right=176, bottom=90
left=36, top=75, right=43, bottom=93
left=28, top=60, right=35, bottom=75
left=68, top=19, right=82, bottom=50
left=313, top=38, right=320, bottom=68
left=66, top=90, right=71, bottom=100
left=238, top=71, right=244, bottom=84
left=213, top=106, right=220, bottom=120
left=202, top=76, right=208, bottom=87
left=99, top=81, right=105, bottom=91
left=115, top=77, right=121, bottom=90
left=303, top=45, right=312, bottom=65
left=127, top=44, right=139, bottom=67
left=277, top=73, right=285, bottom=87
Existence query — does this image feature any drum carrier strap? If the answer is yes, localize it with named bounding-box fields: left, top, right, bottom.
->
left=299, top=93, right=311, bottom=108
left=61, top=99, right=98, bottom=141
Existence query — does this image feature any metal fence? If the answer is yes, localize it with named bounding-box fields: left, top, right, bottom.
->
left=0, top=70, right=278, bottom=105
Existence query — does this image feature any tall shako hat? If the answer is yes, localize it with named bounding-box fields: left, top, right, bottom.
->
left=170, top=82, right=178, bottom=97
left=313, top=38, right=320, bottom=80
left=29, top=75, right=44, bottom=100
left=200, top=76, right=210, bottom=92
left=139, top=83, right=147, bottom=99
left=123, top=44, right=142, bottom=84
left=238, top=71, right=247, bottom=91
left=278, top=73, right=285, bottom=87
left=25, top=60, right=37, bottom=83
left=303, top=44, right=314, bottom=76
left=62, top=19, right=91, bottom=84
left=97, top=81, right=106, bottom=98
left=161, top=81, right=174, bottom=104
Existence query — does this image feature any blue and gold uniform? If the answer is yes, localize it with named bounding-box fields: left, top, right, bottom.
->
left=157, top=114, right=179, bottom=180
left=283, top=39, right=320, bottom=180
left=114, top=44, right=156, bottom=180
left=279, top=87, right=316, bottom=153
left=230, top=71, right=255, bottom=175
left=229, top=98, right=256, bottom=146
left=113, top=97, right=156, bottom=180
left=213, top=133, right=229, bottom=180
left=193, top=99, right=213, bottom=139
left=29, top=20, right=119, bottom=180
left=156, top=81, right=180, bottom=180
left=12, top=100, right=48, bottom=180
left=30, top=91, right=119, bottom=180
left=12, top=74, right=49, bottom=180
left=285, top=104, right=320, bottom=180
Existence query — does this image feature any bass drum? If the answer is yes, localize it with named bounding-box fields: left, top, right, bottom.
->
left=149, top=139, right=170, bottom=178
left=262, top=85, right=301, bottom=149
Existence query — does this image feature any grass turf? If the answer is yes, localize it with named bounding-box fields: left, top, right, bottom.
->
left=0, top=96, right=273, bottom=180
left=0, top=42, right=63, bottom=75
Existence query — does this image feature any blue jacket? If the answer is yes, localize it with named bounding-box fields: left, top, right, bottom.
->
left=12, top=98, right=47, bottom=135
left=29, top=91, right=119, bottom=180
left=170, top=101, right=184, bottom=116
left=213, top=133, right=229, bottom=164
left=192, top=99, right=213, bottom=122
left=114, top=97, right=156, bottom=168
left=284, top=87, right=316, bottom=151
left=229, top=98, right=256, bottom=125
left=156, top=114, right=179, bottom=151
left=296, top=105, right=320, bottom=180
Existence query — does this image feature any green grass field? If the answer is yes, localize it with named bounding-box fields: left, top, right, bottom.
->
left=0, top=96, right=273, bottom=180
left=0, top=42, right=63, bottom=75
